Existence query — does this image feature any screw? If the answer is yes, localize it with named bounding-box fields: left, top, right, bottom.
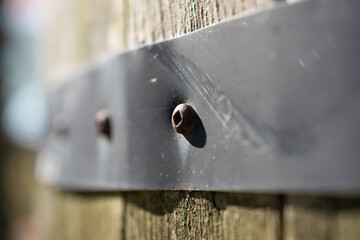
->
left=171, top=103, right=195, bottom=135
left=95, top=109, right=112, bottom=140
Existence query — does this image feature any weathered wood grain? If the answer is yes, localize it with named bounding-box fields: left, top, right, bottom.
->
left=283, top=196, right=360, bottom=240
left=33, top=190, right=124, bottom=240
left=42, top=0, right=275, bottom=88
left=283, top=197, right=337, bottom=240
left=124, top=192, right=281, bottom=240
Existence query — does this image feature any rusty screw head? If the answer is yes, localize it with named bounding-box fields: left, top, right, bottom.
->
left=95, top=109, right=112, bottom=140
left=171, top=103, right=195, bottom=135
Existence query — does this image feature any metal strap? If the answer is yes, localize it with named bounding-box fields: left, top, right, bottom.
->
left=37, top=0, right=360, bottom=193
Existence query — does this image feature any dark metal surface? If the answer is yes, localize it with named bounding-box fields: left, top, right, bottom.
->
left=37, top=0, right=360, bottom=193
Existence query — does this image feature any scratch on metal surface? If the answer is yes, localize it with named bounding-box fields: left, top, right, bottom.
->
left=151, top=45, right=267, bottom=148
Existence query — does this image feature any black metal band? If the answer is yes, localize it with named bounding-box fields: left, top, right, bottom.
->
left=37, top=0, right=360, bottom=193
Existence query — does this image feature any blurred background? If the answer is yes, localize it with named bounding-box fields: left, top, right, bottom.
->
left=0, top=0, right=46, bottom=239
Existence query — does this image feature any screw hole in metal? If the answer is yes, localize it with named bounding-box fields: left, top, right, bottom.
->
left=95, top=109, right=112, bottom=140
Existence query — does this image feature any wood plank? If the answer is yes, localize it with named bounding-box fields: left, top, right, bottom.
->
left=42, top=0, right=275, bottom=88
left=125, top=192, right=281, bottom=240
left=34, top=190, right=125, bottom=240
left=283, top=196, right=337, bottom=240
left=283, top=196, right=360, bottom=240
left=335, top=198, right=360, bottom=240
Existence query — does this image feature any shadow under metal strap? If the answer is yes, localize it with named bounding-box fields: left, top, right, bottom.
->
left=37, top=0, right=360, bottom=193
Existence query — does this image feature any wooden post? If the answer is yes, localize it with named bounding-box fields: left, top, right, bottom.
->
left=2, top=0, right=360, bottom=239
